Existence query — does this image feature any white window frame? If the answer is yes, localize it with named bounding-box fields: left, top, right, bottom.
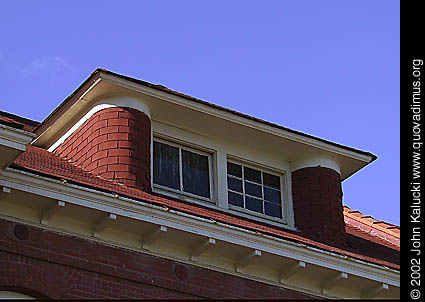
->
left=226, top=157, right=289, bottom=225
left=152, top=136, right=215, bottom=204
left=151, top=123, right=294, bottom=229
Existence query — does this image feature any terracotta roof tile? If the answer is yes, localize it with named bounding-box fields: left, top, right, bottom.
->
left=343, top=206, right=400, bottom=240
left=343, top=205, right=399, bottom=268
left=11, top=145, right=399, bottom=270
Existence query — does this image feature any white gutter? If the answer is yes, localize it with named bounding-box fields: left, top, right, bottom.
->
left=0, top=124, right=35, bottom=151
left=0, top=124, right=35, bottom=169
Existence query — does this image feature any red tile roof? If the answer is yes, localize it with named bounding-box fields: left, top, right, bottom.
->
left=344, top=206, right=399, bottom=244
left=11, top=144, right=399, bottom=270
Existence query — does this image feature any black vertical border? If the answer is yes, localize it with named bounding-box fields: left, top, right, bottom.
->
left=401, top=0, right=424, bottom=300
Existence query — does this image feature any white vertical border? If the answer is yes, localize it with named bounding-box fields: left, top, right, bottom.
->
left=284, top=170, right=295, bottom=228
left=215, top=150, right=228, bottom=209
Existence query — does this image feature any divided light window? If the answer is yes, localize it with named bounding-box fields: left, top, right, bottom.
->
left=227, top=162, right=283, bottom=218
left=153, top=140, right=212, bottom=199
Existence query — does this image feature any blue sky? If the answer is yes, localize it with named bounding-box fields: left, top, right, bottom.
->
left=0, top=1, right=400, bottom=224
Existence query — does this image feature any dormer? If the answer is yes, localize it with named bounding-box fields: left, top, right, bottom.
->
left=33, top=69, right=376, bottom=247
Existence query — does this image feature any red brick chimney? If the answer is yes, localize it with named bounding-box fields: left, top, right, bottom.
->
left=291, top=166, right=347, bottom=247
left=54, top=107, right=151, bottom=192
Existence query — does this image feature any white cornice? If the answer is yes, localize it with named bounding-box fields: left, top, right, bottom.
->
left=0, top=167, right=399, bottom=288
left=291, top=157, right=341, bottom=174
left=47, top=103, right=116, bottom=152
left=31, top=72, right=376, bottom=181
left=0, top=213, right=330, bottom=299
left=46, top=96, right=151, bottom=152
left=0, top=124, right=35, bottom=169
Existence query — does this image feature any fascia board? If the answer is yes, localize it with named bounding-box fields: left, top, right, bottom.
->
left=0, top=168, right=399, bottom=287
left=100, top=73, right=375, bottom=165
left=32, top=77, right=102, bottom=146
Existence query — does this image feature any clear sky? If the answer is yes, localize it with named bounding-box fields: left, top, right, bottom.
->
left=0, top=1, right=400, bottom=224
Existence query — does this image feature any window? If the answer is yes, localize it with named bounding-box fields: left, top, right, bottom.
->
left=153, top=140, right=212, bottom=199
left=227, top=161, right=283, bottom=219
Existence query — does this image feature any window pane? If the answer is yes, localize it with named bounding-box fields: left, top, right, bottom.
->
left=244, top=167, right=261, bottom=183
left=264, top=201, right=282, bottom=218
left=227, top=162, right=242, bottom=178
left=153, top=141, right=180, bottom=190
left=182, top=149, right=210, bottom=198
left=228, top=176, right=243, bottom=192
left=246, top=196, right=263, bottom=213
left=228, top=191, right=244, bottom=207
left=264, top=187, right=281, bottom=204
left=263, top=173, right=280, bottom=189
left=244, top=182, right=262, bottom=198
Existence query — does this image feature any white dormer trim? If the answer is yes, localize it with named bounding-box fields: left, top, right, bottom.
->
left=291, top=157, right=341, bottom=174
left=33, top=72, right=376, bottom=181
left=47, top=96, right=151, bottom=152
left=47, top=103, right=115, bottom=152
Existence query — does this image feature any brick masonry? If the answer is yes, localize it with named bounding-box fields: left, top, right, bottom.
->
left=54, top=107, right=151, bottom=192
left=0, top=219, right=319, bottom=299
left=291, top=167, right=347, bottom=247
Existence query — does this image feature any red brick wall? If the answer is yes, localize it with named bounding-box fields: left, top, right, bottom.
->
left=54, top=107, right=151, bottom=192
left=0, top=219, right=319, bottom=299
left=292, top=167, right=347, bottom=247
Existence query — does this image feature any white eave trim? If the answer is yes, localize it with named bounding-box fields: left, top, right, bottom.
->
left=0, top=167, right=399, bottom=287
left=100, top=73, right=375, bottom=164
left=47, top=103, right=116, bottom=152
left=0, top=124, right=35, bottom=151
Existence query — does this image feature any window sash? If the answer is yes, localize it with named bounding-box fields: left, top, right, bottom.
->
left=227, top=160, right=283, bottom=219
left=153, top=139, right=213, bottom=200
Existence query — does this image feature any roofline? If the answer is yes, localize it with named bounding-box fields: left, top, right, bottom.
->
left=35, top=68, right=377, bottom=165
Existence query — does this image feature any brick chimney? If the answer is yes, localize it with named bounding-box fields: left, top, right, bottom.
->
left=54, top=106, right=151, bottom=192
left=291, top=166, right=347, bottom=247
